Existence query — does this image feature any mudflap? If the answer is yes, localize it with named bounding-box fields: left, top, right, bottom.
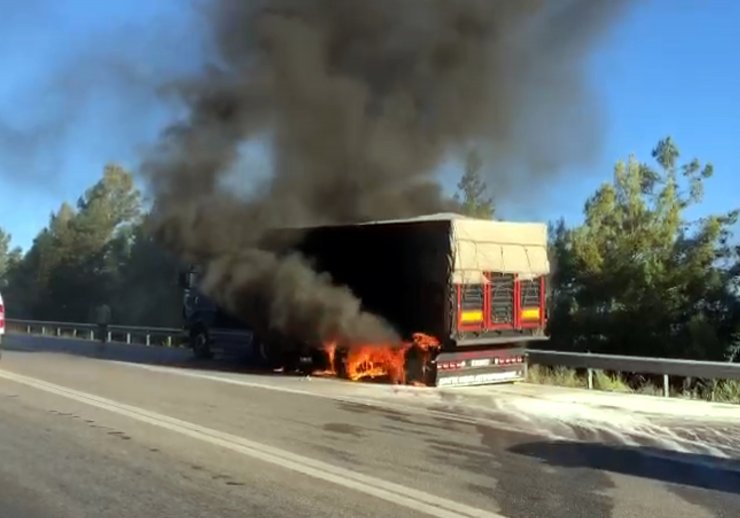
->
left=432, top=348, right=526, bottom=388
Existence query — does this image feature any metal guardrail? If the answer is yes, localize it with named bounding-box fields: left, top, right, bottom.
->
left=528, top=349, right=740, bottom=397
left=5, top=319, right=184, bottom=347
left=5, top=319, right=739, bottom=398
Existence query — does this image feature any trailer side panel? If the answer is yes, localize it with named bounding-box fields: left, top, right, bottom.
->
left=280, top=219, right=454, bottom=342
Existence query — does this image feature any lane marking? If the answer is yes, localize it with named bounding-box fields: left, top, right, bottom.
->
left=107, top=362, right=740, bottom=461
left=0, top=368, right=506, bottom=518
left=111, top=361, right=559, bottom=439
left=10, top=351, right=733, bottom=462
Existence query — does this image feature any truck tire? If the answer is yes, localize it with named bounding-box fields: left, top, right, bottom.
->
left=256, top=339, right=275, bottom=367
left=190, top=326, right=213, bottom=360
left=251, top=334, right=283, bottom=370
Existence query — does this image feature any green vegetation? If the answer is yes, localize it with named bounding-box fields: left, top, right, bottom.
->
left=454, top=147, right=495, bottom=219
left=526, top=365, right=740, bottom=404
left=546, top=137, right=739, bottom=362
left=0, top=163, right=183, bottom=326
left=464, top=137, right=739, bottom=400
left=0, top=136, right=738, bottom=390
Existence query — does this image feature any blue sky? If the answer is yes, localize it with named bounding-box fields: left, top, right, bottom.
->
left=1, top=0, right=738, bottom=252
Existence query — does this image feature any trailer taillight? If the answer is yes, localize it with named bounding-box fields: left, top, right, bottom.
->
left=438, top=356, right=523, bottom=370
left=494, top=356, right=523, bottom=365
left=437, top=360, right=465, bottom=370
left=0, top=303, right=5, bottom=331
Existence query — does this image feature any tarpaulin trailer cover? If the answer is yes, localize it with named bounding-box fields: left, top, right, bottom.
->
left=365, top=213, right=550, bottom=283
left=263, top=213, right=550, bottom=347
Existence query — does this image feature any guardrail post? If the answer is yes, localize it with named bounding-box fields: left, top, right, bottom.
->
left=26, top=325, right=31, bottom=334
left=587, top=368, right=594, bottom=390
left=72, top=329, right=77, bottom=338
left=56, top=327, right=61, bottom=337
left=107, top=331, right=112, bottom=342
left=166, top=336, right=172, bottom=347
left=126, top=332, right=131, bottom=344
left=663, top=374, right=669, bottom=397
left=146, top=334, right=151, bottom=346
left=523, top=354, right=528, bottom=380
left=89, top=329, right=95, bottom=340
left=41, top=326, right=45, bottom=335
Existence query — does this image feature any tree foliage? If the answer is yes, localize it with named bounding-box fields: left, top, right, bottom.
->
left=2, top=137, right=738, bottom=363
left=3, top=164, right=180, bottom=325
left=455, top=148, right=495, bottom=219
left=548, top=137, right=739, bottom=360
left=0, top=228, right=21, bottom=289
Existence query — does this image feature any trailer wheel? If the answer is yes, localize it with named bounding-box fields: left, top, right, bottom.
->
left=252, top=335, right=283, bottom=370
left=256, top=339, right=269, bottom=364
left=190, top=327, right=212, bottom=360
left=257, top=339, right=280, bottom=369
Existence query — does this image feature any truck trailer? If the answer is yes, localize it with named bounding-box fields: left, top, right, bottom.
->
left=180, top=212, right=550, bottom=387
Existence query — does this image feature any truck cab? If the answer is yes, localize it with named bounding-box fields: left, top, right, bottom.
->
left=179, top=268, right=262, bottom=362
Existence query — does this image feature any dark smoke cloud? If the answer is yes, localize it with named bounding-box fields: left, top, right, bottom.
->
left=143, top=0, right=630, bottom=347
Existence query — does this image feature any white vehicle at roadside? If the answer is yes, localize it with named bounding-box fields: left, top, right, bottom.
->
left=0, top=291, right=5, bottom=346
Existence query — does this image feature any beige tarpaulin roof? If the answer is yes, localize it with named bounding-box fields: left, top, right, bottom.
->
left=450, top=217, right=550, bottom=284
left=357, top=212, right=550, bottom=284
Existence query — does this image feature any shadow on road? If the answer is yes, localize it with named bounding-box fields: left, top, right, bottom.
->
left=509, top=440, right=740, bottom=495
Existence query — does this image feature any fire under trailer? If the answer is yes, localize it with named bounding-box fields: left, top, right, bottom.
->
left=180, top=213, right=551, bottom=387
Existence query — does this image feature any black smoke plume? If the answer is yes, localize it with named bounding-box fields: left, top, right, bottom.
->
left=142, top=0, right=630, bottom=347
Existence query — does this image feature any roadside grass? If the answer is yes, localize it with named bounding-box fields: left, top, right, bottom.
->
left=526, top=365, right=582, bottom=388
left=526, top=364, right=740, bottom=404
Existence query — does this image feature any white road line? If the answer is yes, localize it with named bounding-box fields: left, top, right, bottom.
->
left=0, top=368, right=506, bottom=518
left=110, top=362, right=740, bottom=461
left=113, top=361, right=372, bottom=399
left=111, top=361, right=558, bottom=439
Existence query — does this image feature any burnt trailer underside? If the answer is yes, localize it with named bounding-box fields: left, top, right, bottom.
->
left=262, top=218, right=455, bottom=347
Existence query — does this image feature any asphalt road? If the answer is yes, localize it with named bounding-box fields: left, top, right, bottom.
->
left=0, top=334, right=738, bottom=517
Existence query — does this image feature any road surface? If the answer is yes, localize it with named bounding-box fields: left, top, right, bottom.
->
left=0, top=334, right=738, bottom=517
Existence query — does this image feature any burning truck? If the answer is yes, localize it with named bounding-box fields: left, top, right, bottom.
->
left=179, top=213, right=550, bottom=387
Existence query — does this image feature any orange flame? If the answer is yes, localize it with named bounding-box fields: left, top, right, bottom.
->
left=411, top=332, right=441, bottom=351
left=345, top=345, right=407, bottom=383
left=314, top=332, right=440, bottom=385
